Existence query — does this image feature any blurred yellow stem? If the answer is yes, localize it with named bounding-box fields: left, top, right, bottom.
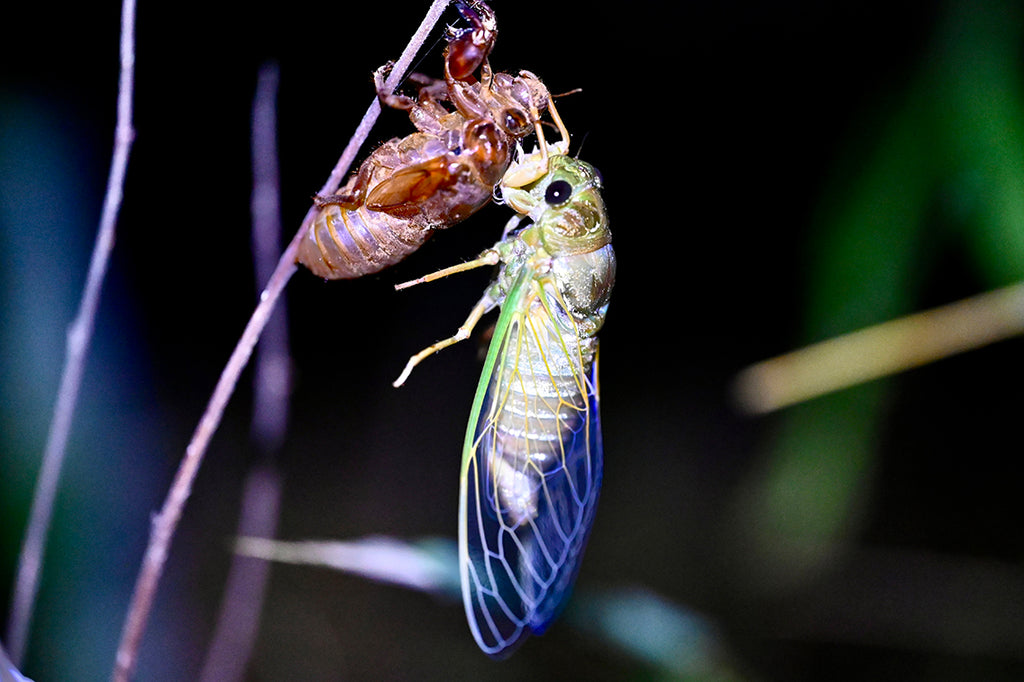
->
left=735, top=281, right=1024, bottom=414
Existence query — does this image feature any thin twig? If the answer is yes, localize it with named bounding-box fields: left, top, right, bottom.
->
left=4, top=0, right=137, bottom=667
left=111, top=3, right=452, bottom=680
left=233, top=536, right=458, bottom=595
left=197, top=62, right=288, bottom=682
left=734, top=280, right=1024, bottom=414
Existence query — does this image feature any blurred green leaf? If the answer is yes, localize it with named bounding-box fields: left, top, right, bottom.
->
left=736, top=0, right=1024, bottom=581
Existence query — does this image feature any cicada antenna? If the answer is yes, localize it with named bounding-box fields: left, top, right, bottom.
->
left=573, top=130, right=591, bottom=160
left=551, top=87, right=583, bottom=99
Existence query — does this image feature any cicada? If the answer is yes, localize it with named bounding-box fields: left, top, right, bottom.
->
left=297, top=0, right=564, bottom=279
left=393, top=153, right=614, bottom=656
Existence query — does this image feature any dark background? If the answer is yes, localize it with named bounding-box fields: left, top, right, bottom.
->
left=3, top=1, right=1023, bottom=680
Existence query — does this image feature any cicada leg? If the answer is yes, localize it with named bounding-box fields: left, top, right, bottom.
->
left=500, top=213, right=527, bottom=240
left=392, top=250, right=501, bottom=388
left=374, top=62, right=420, bottom=111
left=393, top=250, right=500, bottom=291
left=546, top=93, right=571, bottom=151
left=374, top=63, right=449, bottom=111
left=313, top=160, right=374, bottom=209
left=406, top=72, right=450, bottom=103
left=501, top=94, right=572, bottom=189
left=373, top=63, right=454, bottom=137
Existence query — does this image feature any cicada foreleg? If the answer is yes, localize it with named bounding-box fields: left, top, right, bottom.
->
left=373, top=63, right=446, bottom=111
left=501, top=92, right=572, bottom=189
left=373, top=62, right=432, bottom=113
left=392, top=249, right=501, bottom=387
left=546, top=93, right=571, bottom=153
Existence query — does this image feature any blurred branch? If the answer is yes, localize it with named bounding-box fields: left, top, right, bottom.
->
left=246, top=63, right=291, bottom=454
left=566, top=588, right=744, bottom=682
left=5, top=0, right=136, bottom=666
left=0, top=639, right=34, bottom=682
left=234, top=536, right=459, bottom=595
left=729, top=0, right=1024, bottom=598
left=235, top=536, right=745, bottom=680
left=734, top=281, right=1024, bottom=414
left=197, top=62, right=288, bottom=682
left=238, top=532, right=1024, bottom=674
left=111, top=3, right=452, bottom=680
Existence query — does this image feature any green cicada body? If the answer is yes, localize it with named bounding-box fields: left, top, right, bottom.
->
left=394, top=155, right=614, bottom=656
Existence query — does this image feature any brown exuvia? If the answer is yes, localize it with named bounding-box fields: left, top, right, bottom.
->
left=297, top=0, right=554, bottom=279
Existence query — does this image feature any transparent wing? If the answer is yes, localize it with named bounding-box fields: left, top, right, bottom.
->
left=458, top=270, right=603, bottom=657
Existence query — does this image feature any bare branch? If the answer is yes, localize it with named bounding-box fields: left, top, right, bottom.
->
left=5, top=0, right=136, bottom=666
left=111, top=3, right=452, bottom=680
left=1, top=637, right=35, bottom=682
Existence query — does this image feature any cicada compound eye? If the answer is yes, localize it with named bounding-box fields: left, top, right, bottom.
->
left=544, top=179, right=573, bottom=206
left=500, top=108, right=530, bottom=137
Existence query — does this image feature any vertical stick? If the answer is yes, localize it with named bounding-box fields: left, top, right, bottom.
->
left=5, top=0, right=137, bottom=666
left=197, top=62, right=287, bottom=682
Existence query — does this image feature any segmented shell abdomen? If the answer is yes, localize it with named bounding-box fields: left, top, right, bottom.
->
left=297, top=204, right=435, bottom=279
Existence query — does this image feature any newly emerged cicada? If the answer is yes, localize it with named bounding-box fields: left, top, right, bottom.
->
left=393, top=152, right=614, bottom=656
left=297, top=0, right=562, bottom=279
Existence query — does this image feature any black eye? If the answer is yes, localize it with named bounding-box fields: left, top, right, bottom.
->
left=544, top=179, right=572, bottom=205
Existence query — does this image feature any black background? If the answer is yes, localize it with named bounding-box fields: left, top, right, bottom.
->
left=3, top=1, right=1023, bottom=680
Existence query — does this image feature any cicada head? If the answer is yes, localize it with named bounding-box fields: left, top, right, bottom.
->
left=449, top=75, right=535, bottom=142
left=490, top=70, right=551, bottom=138
left=503, top=155, right=610, bottom=256
left=449, top=70, right=548, bottom=141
